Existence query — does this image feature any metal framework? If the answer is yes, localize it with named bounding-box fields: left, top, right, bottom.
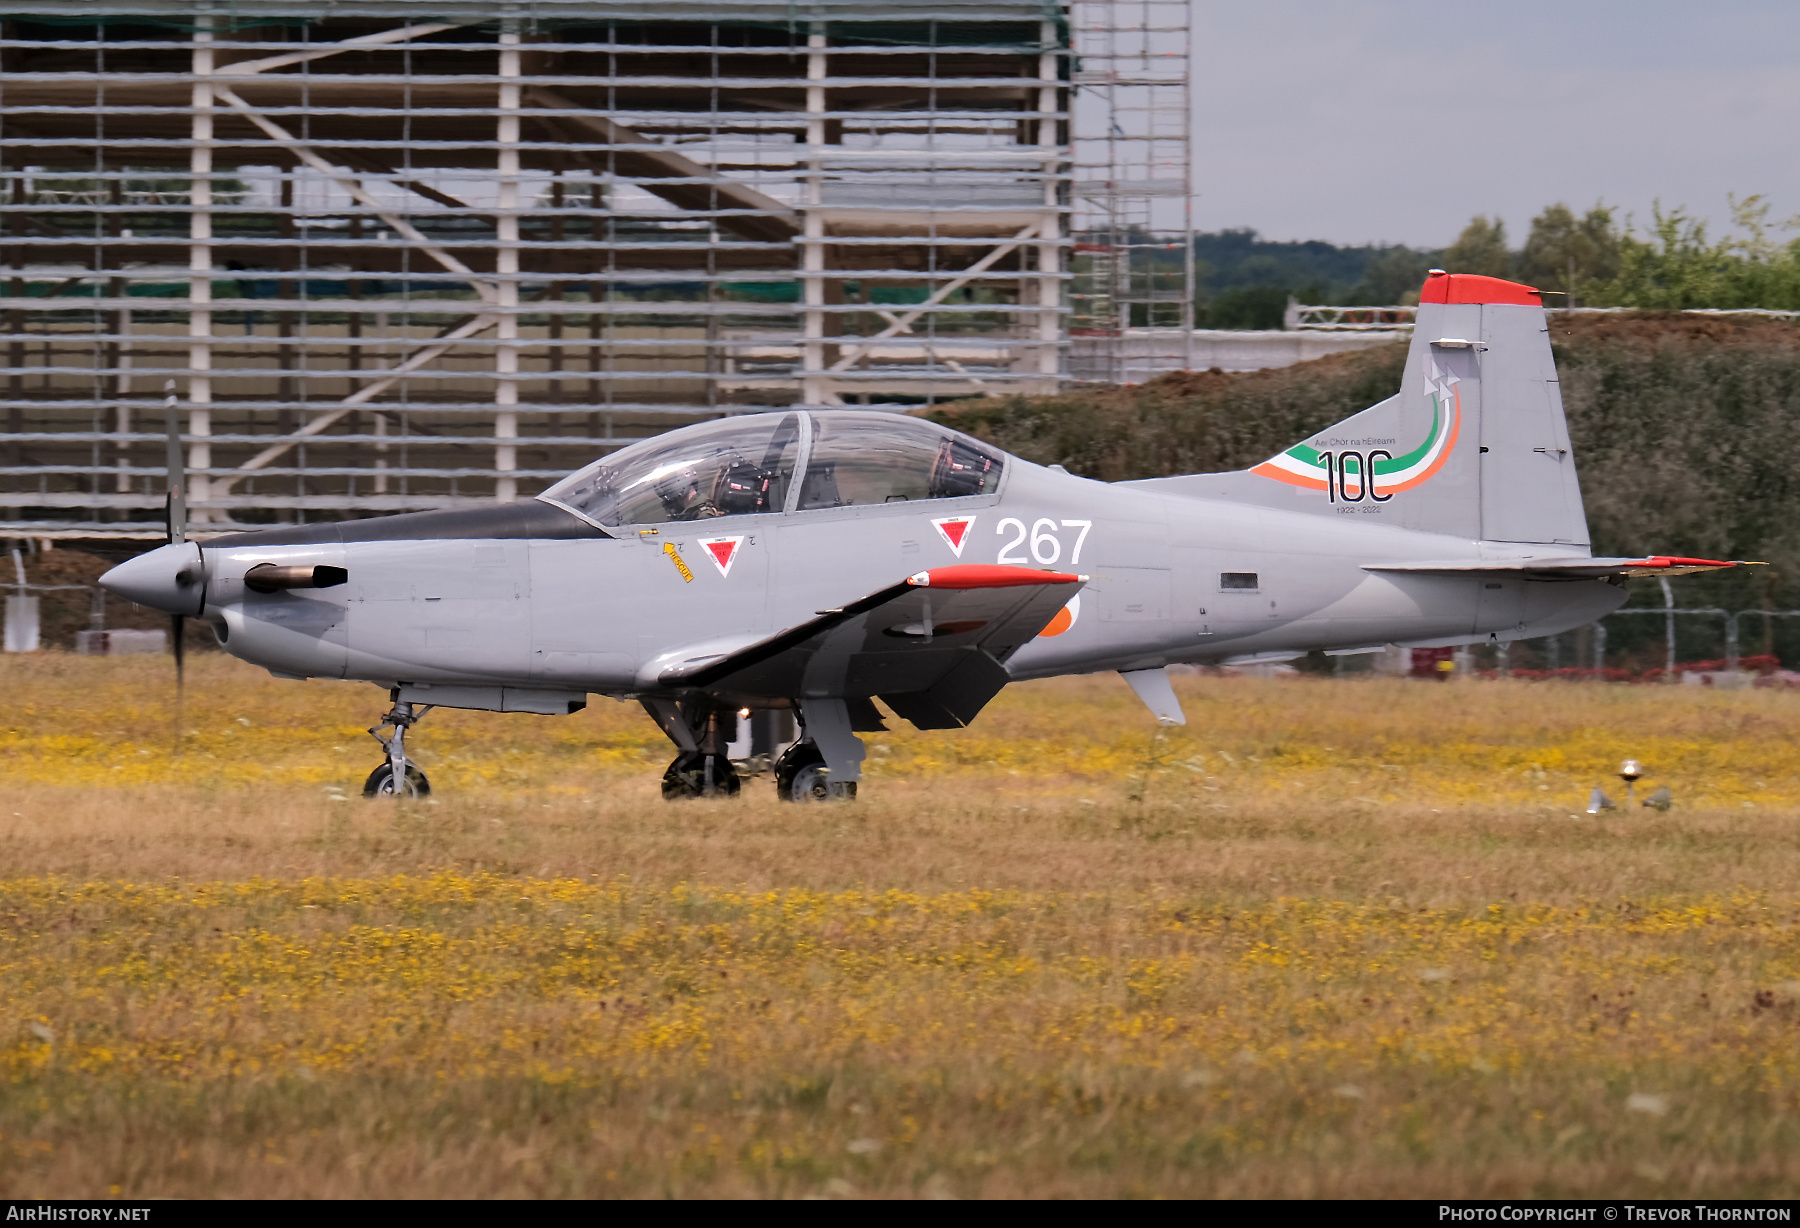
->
left=1065, top=0, right=1192, bottom=384
left=1284, top=303, right=1420, bottom=332
left=0, top=1, right=1095, bottom=538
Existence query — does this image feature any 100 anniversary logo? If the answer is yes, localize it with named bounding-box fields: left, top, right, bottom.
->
left=1251, top=359, right=1462, bottom=502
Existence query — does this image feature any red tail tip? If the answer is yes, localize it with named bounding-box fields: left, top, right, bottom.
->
left=1421, top=271, right=1543, bottom=306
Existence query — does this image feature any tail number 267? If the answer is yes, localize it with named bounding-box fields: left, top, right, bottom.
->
left=996, top=518, right=1092, bottom=566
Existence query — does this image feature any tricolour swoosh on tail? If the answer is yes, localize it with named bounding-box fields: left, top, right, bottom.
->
left=1250, top=383, right=1461, bottom=496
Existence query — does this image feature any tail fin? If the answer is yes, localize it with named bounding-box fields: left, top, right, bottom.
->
left=1146, top=272, right=1590, bottom=548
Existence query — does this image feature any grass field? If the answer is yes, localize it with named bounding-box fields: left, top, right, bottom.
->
left=4, top=655, right=1800, bottom=1198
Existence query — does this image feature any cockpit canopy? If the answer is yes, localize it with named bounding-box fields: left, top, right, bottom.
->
left=539, top=411, right=1004, bottom=529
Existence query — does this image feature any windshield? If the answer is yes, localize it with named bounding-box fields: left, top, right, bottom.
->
left=540, top=412, right=803, bottom=527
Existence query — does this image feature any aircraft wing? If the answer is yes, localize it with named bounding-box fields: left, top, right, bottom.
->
left=1364, top=555, right=1750, bottom=579
left=654, top=564, right=1085, bottom=729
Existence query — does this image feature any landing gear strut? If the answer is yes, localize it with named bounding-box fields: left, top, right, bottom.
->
left=364, top=695, right=434, bottom=798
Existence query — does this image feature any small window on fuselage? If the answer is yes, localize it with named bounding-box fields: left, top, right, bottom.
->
left=1220, top=572, right=1260, bottom=591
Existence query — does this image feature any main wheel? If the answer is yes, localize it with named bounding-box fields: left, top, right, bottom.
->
left=660, top=752, right=742, bottom=800
left=773, top=742, right=856, bottom=803
left=362, top=761, right=431, bottom=798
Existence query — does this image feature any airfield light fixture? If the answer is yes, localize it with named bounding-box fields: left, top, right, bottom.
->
left=1618, top=759, right=1644, bottom=806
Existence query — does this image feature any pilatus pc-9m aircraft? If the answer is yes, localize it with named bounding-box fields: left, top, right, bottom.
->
left=103, top=271, right=1740, bottom=800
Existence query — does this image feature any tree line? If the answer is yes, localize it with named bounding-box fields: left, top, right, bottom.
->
left=1442, top=195, right=1800, bottom=312
left=1192, top=196, right=1800, bottom=328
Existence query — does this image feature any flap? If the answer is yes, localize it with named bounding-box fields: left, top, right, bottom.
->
left=657, top=564, right=1084, bottom=704
left=1364, top=555, right=1749, bottom=579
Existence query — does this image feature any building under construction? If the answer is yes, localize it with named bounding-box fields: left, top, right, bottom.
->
left=0, top=0, right=1191, bottom=540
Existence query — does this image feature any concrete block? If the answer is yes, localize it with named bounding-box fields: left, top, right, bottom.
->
left=74, top=628, right=167, bottom=656
left=1681, top=669, right=1753, bottom=690
left=4, top=595, right=39, bottom=652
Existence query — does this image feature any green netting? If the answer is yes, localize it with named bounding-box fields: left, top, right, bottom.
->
left=724, top=282, right=800, bottom=303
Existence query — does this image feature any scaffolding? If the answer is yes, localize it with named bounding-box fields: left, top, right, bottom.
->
left=0, top=1, right=1081, bottom=538
left=1066, top=0, right=1193, bottom=384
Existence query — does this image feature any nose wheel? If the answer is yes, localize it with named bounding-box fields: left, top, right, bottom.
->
left=363, top=695, right=434, bottom=799
left=363, top=761, right=432, bottom=798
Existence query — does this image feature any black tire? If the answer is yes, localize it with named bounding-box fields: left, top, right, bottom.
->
left=774, top=742, right=856, bottom=803
left=660, top=752, right=742, bottom=801
left=362, top=761, right=431, bottom=798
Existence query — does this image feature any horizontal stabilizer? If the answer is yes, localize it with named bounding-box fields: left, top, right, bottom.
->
left=1364, top=555, right=1749, bottom=579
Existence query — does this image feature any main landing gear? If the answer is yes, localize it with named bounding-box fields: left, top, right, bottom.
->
left=643, top=697, right=863, bottom=802
left=661, top=749, right=741, bottom=800
left=644, top=699, right=742, bottom=800
left=773, top=741, right=855, bottom=803
left=364, top=694, right=434, bottom=798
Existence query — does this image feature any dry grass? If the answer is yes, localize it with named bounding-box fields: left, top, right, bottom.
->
left=4, top=655, right=1800, bottom=1197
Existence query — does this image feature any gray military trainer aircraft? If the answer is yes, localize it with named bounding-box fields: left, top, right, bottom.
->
left=102, top=271, right=1740, bottom=800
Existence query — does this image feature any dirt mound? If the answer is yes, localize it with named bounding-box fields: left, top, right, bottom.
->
left=1549, top=310, right=1800, bottom=352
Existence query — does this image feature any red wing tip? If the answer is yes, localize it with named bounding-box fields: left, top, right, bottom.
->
left=908, top=564, right=1083, bottom=589
left=1633, top=556, right=1735, bottom=569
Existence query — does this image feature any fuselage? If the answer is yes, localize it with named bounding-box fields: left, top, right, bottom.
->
left=129, top=455, right=1626, bottom=698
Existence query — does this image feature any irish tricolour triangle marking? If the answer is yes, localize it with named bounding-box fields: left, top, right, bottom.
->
left=931, top=515, right=976, bottom=558
left=698, top=536, right=744, bottom=578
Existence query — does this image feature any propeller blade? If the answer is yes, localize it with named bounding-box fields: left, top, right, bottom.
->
left=170, top=611, right=186, bottom=750
left=165, top=381, right=188, bottom=712
left=171, top=613, right=186, bottom=690
left=164, top=379, right=186, bottom=546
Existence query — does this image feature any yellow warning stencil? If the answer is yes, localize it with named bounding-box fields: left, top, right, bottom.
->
left=663, top=541, right=695, bottom=583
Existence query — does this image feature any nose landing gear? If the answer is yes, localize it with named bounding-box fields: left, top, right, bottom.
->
left=364, top=695, right=434, bottom=798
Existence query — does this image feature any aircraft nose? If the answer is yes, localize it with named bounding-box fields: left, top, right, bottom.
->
left=99, top=541, right=207, bottom=616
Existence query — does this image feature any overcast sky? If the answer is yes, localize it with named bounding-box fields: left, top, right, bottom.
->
left=1191, top=0, right=1800, bottom=248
